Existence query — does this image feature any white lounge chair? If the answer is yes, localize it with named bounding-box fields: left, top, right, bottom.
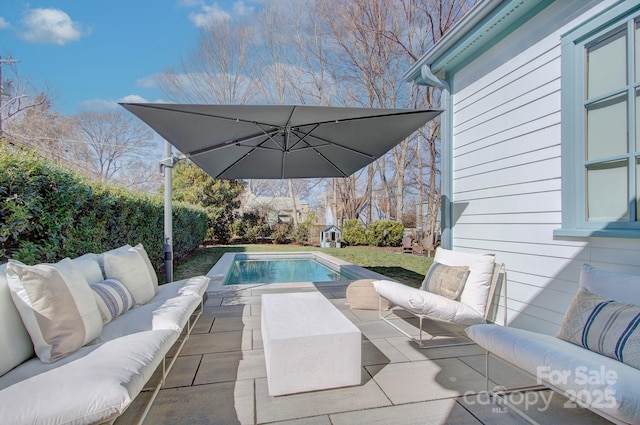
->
left=374, top=247, right=506, bottom=347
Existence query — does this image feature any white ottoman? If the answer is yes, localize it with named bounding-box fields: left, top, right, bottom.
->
left=261, top=292, right=361, bottom=396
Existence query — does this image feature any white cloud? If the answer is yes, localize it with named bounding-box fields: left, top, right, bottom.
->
left=78, top=95, right=153, bottom=112
left=233, top=1, right=254, bottom=16
left=19, top=8, right=89, bottom=45
left=188, top=3, right=231, bottom=28
left=0, top=17, right=10, bottom=30
left=136, top=74, right=161, bottom=88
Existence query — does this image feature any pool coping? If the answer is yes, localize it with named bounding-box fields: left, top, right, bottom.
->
left=205, top=251, right=391, bottom=293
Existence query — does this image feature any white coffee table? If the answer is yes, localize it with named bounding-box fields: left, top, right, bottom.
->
left=261, top=292, right=361, bottom=396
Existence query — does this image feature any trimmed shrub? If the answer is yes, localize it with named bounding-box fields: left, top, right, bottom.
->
left=342, top=219, right=368, bottom=246
left=367, top=220, right=404, bottom=247
left=0, top=146, right=208, bottom=270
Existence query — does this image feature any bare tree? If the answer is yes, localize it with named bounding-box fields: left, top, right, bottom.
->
left=159, top=20, right=257, bottom=104
left=75, top=111, right=155, bottom=185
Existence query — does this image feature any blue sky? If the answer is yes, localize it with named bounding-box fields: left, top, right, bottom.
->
left=0, top=1, right=262, bottom=115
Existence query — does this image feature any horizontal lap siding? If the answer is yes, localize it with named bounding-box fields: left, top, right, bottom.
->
left=447, top=1, right=630, bottom=334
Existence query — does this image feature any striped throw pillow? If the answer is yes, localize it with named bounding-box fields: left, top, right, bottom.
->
left=421, top=262, right=470, bottom=300
left=91, top=278, right=136, bottom=324
left=557, top=287, right=640, bottom=369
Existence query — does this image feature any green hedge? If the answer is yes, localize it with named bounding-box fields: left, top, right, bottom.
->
left=0, top=146, right=208, bottom=270
left=341, top=218, right=404, bottom=247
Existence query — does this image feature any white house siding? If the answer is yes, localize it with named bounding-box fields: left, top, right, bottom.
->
left=447, top=0, right=640, bottom=334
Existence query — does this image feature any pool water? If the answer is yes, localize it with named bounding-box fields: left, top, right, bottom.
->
left=224, top=259, right=351, bottom=285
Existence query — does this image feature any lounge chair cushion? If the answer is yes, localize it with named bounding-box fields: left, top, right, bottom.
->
left=557, top=287, right=640, bottom=369
left=0, top=263, right=35, bottom=376
left=6, top=258, right=103, bottom=363
left=103, top=248, right=156, bottom=305
left=422, top=262, right=469, bottom=300
left=374, top=280, right=485, bottom=326
left=433, top=248, right=495, bottom=315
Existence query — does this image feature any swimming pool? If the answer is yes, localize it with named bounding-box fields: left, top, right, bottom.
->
left=224, top=258, right=353, bottom=285
left=206, top=251, right=385, bottom=291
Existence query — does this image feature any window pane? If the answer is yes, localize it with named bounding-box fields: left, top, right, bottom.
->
left=636, top=20, right=640, bottom=82
left=637, top=89, right=640, bottom=152
left=587, top=161, right=629, bottom=221
left=586, top=95, right=627, bottom=160
left=637, top=158, right=640, bottom=221
left=587, top=29, right=626, bottom=99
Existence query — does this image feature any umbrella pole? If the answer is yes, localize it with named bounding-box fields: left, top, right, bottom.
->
left=163, top=140, right=174, bottom=283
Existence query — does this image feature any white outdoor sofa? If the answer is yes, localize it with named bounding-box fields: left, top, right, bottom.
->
left=0, top=244, right=209, bottom=425
left=467, top=264, right=640, bottom=424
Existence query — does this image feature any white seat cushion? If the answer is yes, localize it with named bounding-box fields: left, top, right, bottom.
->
left=467, top=324, right=640, bottom=425
left=374, top=280, right=485, bottom=326
left=434, top=248, right=496, bottom=315
left=96, top=293, right=202, bottom=343
left=6, top=259, right=103, bottom=363
left=0, top=329, right=177, bottom=424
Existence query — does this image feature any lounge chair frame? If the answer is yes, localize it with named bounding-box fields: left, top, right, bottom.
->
left=378, top=263, right=507, bottom=348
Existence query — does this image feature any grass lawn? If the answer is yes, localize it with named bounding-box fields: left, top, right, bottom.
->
left=172, top=244, right=432, bottom=288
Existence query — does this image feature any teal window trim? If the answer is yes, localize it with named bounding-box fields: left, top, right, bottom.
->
left=556, top=0, right=640, bottom=239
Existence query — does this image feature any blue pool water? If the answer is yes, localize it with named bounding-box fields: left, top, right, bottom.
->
left=224, top=259, right=352, bottom=285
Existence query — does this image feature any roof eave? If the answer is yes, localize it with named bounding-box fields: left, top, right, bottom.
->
left=404, top=0, right=553, bottom=85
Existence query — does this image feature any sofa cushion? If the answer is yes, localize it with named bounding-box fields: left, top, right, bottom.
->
left=581, top=264, right=640, bottom=306
left=97, top=292, right=202, bottom=343
left=103, top=249, right=156, bottom=305
left=91, top=278, right=136, bottom=324
left=374, top=280, right=485, bottom=326
left=71, top=253, right=104, bottom=284
left=557, top=287, right=640, bottom=369
left=0, top=329, right=178, bottom=424
left=467, top=324, right=640, bottom=425
left=129, top=244, right=158, bottom=295
left=433, top=247, right=495, bottom=315
left=0, top=263, right=35, bottom=376
left=6, top=258, right=103, bottom=363
left=422, top=262, right=469, bottom=300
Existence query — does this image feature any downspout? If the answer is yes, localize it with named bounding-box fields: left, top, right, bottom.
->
left=418, top=65, right=453, bottom=250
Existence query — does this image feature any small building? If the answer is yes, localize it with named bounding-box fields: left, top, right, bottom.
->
left=320, top=225, right=342, bottom=248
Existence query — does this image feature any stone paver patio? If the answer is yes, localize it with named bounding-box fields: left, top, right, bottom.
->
left=115, top=281, right=612, bottom=425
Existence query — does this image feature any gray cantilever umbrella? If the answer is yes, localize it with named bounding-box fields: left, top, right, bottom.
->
left=120, top=103, right=441, bottom=179
left=120, top=103, right=441, bottom=281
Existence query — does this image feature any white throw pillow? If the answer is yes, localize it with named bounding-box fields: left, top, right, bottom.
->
left=103, top=249, right=156, bottom=305
left=434, top=247, right=496, bottom=315
left=580, top=264, right=640, bottom=306
left=97, top=244, right=132, bottom=277
left=71, top=253, right=104, bottom=284
left=5, top=258, right=103, bottom=363
left=91, top=278, right=136, bottom=324
left=129, top=244, right=159, bottom=294
left=0, top=262, right=35, bottom=375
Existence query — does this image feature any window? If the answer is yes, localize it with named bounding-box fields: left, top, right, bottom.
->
left=558, top=2, right=640, bottom=237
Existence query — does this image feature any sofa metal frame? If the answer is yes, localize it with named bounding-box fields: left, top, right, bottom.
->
left=378, top=263, right=507, bottom=348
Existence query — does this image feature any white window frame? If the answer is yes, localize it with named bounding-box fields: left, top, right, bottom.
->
left=557, top=0, right=640, bottom=238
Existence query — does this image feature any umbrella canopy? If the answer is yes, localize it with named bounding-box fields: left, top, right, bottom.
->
left=120, top=103, right=441, bottom=179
